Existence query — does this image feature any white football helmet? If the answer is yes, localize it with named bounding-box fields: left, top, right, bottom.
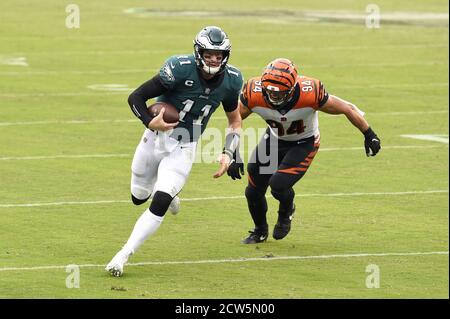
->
left=193, top=26, right=231, bottom=75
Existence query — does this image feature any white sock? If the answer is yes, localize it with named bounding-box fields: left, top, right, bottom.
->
left=122, top=209, right=164, bottom=255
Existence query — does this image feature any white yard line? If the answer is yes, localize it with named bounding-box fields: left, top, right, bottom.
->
left=316, top=145, right=447, bottom=151
left=0, top=61, right=447, bottom=76
left=0, top=69, right=155, bottom=76
left=0, top=91, right=128, bottom=97
left=401, top=134, right=449, bottom=144
left=339, top=82, right=449, bottom=89
left=0, top=26, right=444, bottom=40
left=0, top=110, right=448, bottom=127
left=0, top=56, right=28, bottom=66
left=0, top=144, right=447, bottom=161
left=4, top=43, right=448, bottom=56
left=0, top=154, right=132, bottom=161
left=362, top=110, right=449, bottom=116
left=1, top=82, right=447, bottom=98
left=0, top=190, right=447, bottom=208
left=0, top=119, right=138, bottom=126
left=0, top=251, right=447, bottom=272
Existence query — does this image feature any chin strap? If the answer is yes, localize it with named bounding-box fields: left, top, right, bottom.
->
left=202, top=64, right=221, bottom=75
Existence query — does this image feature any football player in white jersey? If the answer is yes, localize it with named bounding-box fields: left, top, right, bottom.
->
left=105, top=26, right=244, bottom=276
left=227, top=58, right=381, bottom=244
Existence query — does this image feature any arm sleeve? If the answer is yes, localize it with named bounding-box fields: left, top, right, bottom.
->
left=222, top=71, right=244, bottom=112
left=128, top=74, right=168, bottom=128
left=317, top=81, right=329, bottom=107
left=239, top=81, right=249, bottom=108
left=222, top=91, right=240, bottom=112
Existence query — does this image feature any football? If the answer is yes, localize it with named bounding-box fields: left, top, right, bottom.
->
left=148, top=102, right=180, bottom=123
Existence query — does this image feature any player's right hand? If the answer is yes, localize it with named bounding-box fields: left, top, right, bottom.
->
left=213, top=153, right=232, bottom=178
left=148, top=108, right=179, bottom=131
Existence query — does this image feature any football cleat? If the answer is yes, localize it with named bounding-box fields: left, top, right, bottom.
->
left=241, top=228, right=269, bottom=244
left=273, top=205, right=296, bottom=240
left=168, top=195, right=180, bottom=215
left=105, top=249, right=132, bottom=277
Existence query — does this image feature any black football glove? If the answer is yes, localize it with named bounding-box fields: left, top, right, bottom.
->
left=227, top=150, right=245, bottom=180
left=363, top=127, right=381, bottom=157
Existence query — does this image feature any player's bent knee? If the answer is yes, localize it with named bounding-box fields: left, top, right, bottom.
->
left=131, top=184, right=151, bottom=201
left=269, top=174, right=291, bottom=194
left=149, top=191, right=173, bottom=217
left=131, top=194, right=150, bottom=206
left=245, top=185, right=265, bottom=201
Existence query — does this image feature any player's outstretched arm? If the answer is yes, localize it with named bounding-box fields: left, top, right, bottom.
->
left=320, top=95, right=381, bottom=157
left=214, top=107, right=242, bottom=178
left=224, top=101, right=251, bottom=180
left=239, top=101, right=252, bottom=120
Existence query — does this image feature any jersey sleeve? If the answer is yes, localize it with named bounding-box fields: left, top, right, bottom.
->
left=296, top=77, right=329, bottom=110
left=222, top=66, right=244, bottom=112
left=238, top=77, right=268, bottom=110
left=316, top=80, right=329, bottom=107
left=239, top=80, right=251, bottom=108
left=158, top=55, right=189, bottom=89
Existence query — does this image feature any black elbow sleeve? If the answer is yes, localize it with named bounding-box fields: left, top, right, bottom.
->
left=127, top=74, right=169, bottom=128
left=128, top=92, right=153, bottom=128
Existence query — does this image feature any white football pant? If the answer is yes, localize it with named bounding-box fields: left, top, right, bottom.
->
left=131, top=129, right=196, bottom=200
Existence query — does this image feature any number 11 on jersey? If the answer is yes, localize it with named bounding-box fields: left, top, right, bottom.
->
left=179, top=99, right=212, bottom=125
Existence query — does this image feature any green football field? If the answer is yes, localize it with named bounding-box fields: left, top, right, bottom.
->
left=0, top=0, right=448, bottom=299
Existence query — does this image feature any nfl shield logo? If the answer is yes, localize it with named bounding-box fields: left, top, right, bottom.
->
left=205, top=88, right=210, bottom=94
left=280, top=117, right=287, bottom=122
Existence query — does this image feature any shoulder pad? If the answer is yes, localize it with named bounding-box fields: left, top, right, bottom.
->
left=241, top=77, right=268, bottom=109
left=159, top=55, right=195, bottom=88
left=295, top=76, right=328, bottom=109
left=225, top=64, right=244, bottom=91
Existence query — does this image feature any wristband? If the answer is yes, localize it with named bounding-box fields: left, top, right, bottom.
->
left=223, top=132, right=240, bottom=155
left=363, top=127, right=375, bottom=138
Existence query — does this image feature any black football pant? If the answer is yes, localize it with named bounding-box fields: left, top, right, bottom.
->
left=245, top=129, right=320, bottom=231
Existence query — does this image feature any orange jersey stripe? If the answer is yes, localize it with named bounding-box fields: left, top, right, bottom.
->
left=279, top=142, right=320, bottom=175
left=277, top=167, right=308, bottom=175
left=248, top=174, right=256, bottom=187
left=307, top=150, right=318, bottom=158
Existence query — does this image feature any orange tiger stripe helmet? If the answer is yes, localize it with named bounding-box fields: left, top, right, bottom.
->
left=261, top=58, right=298, bottom=108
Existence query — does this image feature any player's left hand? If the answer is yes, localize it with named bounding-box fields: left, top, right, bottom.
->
left=227, top=151, right=244, bottom=180
left=364, top=127, right=381, bottom=157
left=213, top=153, right=232, bottom=178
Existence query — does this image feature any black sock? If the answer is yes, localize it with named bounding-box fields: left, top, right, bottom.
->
left=271, top=188, right=295, bottom=219
left=245, top=186, right=268, bottom=231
